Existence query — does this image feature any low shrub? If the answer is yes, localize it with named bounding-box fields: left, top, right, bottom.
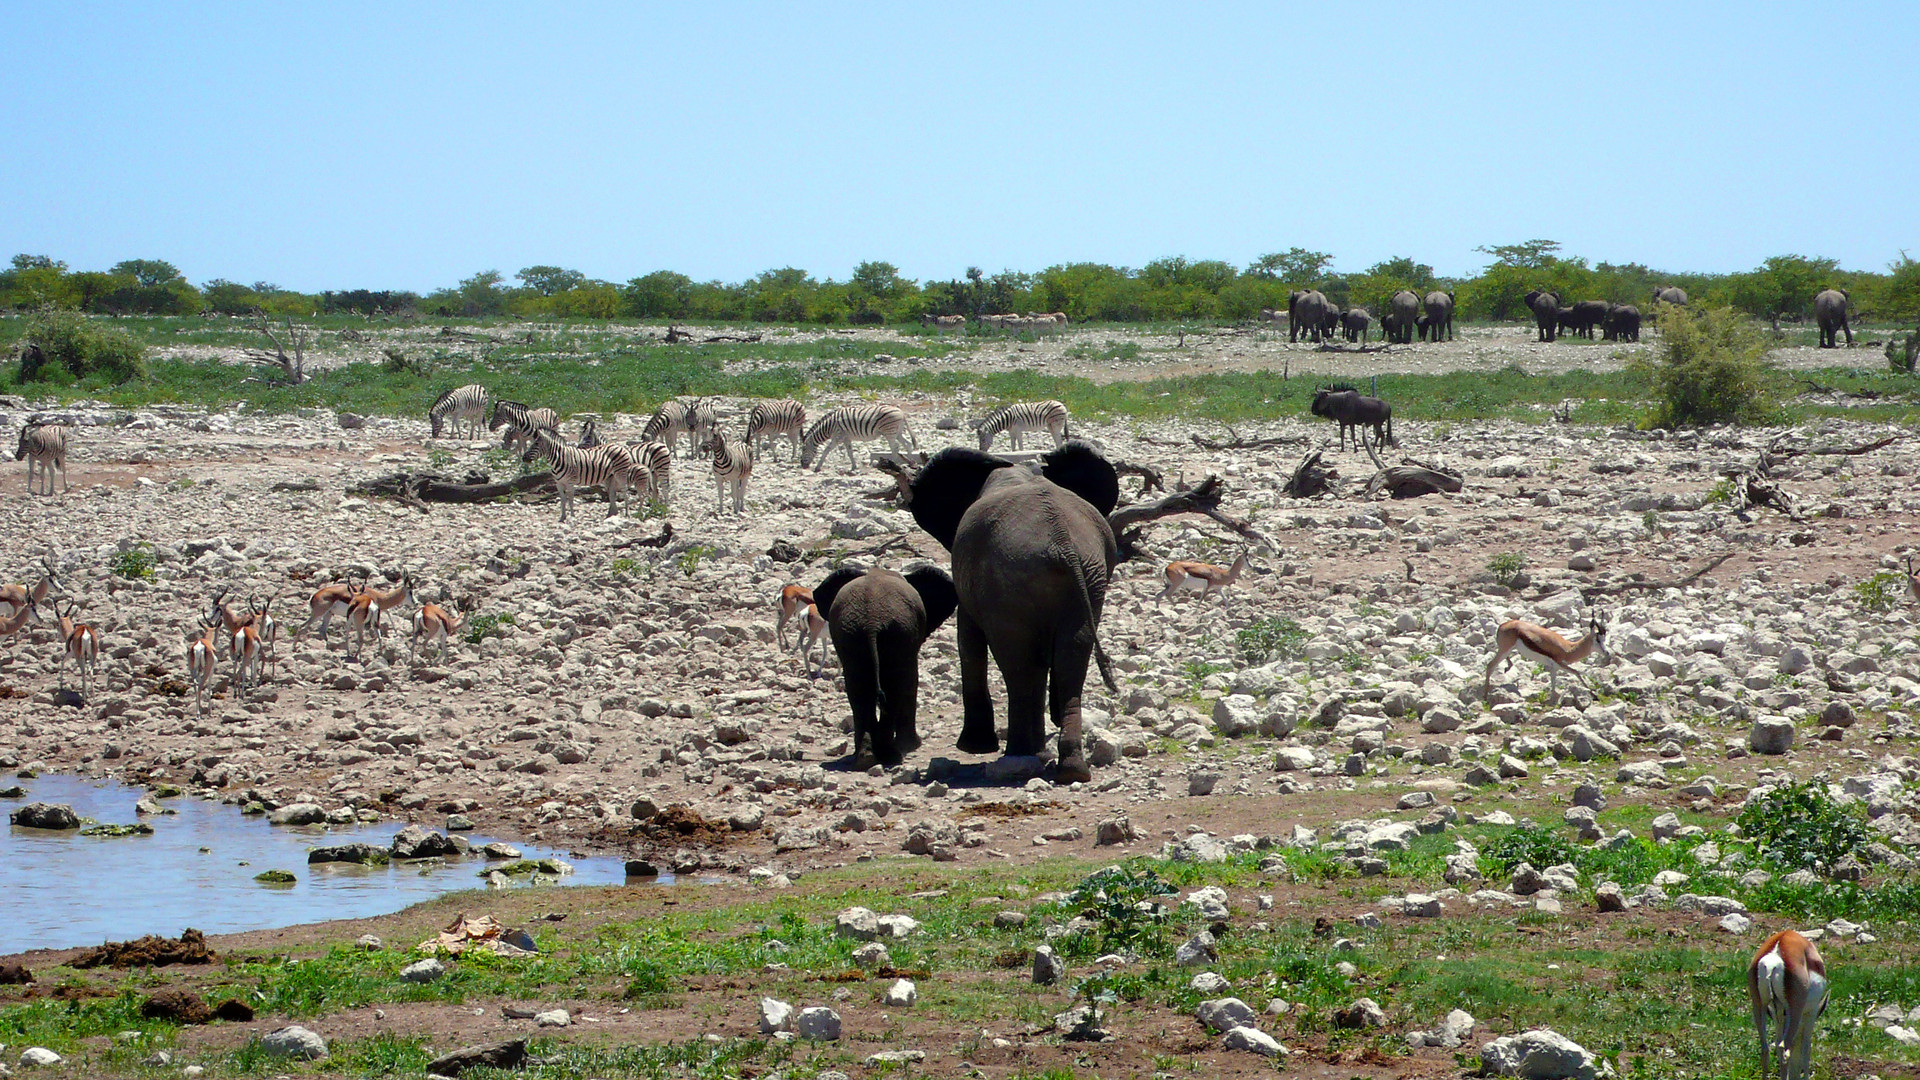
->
left=1631, top=306, right=1776, bottom=427
left=18, top=306, right=147, bottom=384
left=1735, top=781, right=1874, bottom=876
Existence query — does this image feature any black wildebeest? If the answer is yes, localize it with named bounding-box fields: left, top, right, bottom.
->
left=1310, top=385, right=1394, bottom=452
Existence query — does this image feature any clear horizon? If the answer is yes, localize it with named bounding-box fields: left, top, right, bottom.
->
left=4, top=2, right=1916, bottom=293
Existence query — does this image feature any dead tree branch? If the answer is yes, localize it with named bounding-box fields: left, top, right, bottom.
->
left=609, top=523, right=677, bottom=549
left=1556, top=552, right=1736, bottom=599
left=1724, top=466, right=1804, bottom=521
left=1365, top=456, right=1464, bottom=499
left=1284, top=450, right=1337, bottom=498
left=1767, top=434, right=1901, bottom=459
left=1106, top=475, right=1274, bottom=560
left=244, top=317, right=312, bottom=385
left=348, top=471, right=554, bottom=511
left=1189, top=425, right=1307, bottom=451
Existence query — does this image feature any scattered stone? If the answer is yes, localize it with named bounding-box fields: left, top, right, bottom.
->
left=834, top=907, right=880, bottom=941
left=259, top=1025, right=328, bottom=1061
left=1191, top=972, right=1232, bottom=994
left=1334, top=997, right=1388, bottom=1029
left=851, top=942, right=891, bottom=969
left=1032, top=945, right=1065, bottom=985
left=866, top=1051, right=927, bottom=1065
left=759, top=997, right=793, bottom=1034
left=400, top=958, right=446, bottom=983
left=1595, top=883, right=1626, bottom=912
left=18, top=1047, right=62, bottom=1067
left=308, top=842, right=389, bottom=865
left=1196, top=997, right=1259, bottom=1033
left=884, top=978, right=917, bottom=1007
left=1719, top=913, right=1753, bottom=934
left=795, top=1006, right=842, bottom=1040
left=534, top=1009, right=570, bottom=1028
left=267, top=803, right=326, bottom=826
left=8, top=803, right=79, bottom=829
left=390, top=824, right=457, bottom=859
left=425, top=1039, right=527, bottom=1078
left=1479, top=1028, right=1602, bottom=1080
left=1749, top=718, right=1795, bottom=755
left=1223, top=1025, right=1286, bottom=1056
left=993, top=911, right=1028, bottom=929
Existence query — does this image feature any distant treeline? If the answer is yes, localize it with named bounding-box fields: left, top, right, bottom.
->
left=3, top=241, right=1916, bottom=326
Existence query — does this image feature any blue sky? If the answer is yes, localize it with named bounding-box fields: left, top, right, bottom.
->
left=4, top=2, right=1916, bottom=292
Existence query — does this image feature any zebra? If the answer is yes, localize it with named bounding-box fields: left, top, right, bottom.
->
left=706, top=432, right=753, bottom=515
left=644, top=398, right=716, bottom=459
left=577, top=418, right=603, bottom=448
left=745, top=399, right=806, bottom=461
left=976, top=400, right=1070, bottom=452
left=428, top=384, right=490, bottom=439
left=525, top=429, right=632, bottom=520
left=799, top=405, right=917, bottom=473
left=17, top=423, right=72, bottom=495
left=624, top=440, right=673, bottom=507
left=490, top=400, right=559, bottom=453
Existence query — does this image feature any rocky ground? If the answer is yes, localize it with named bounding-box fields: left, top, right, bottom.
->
left=1, top=371, right=1917, bottom=881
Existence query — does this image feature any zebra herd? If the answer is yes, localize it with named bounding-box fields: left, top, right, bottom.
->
left=424, top=384, right=1074, bottom=521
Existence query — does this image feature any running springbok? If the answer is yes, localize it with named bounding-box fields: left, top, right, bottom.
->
left=1750, top=929, right=1829, bottom=1080
left=1157, top=552, right=1251, bottom=611
left=1483, top=610, right=1611, bottom=699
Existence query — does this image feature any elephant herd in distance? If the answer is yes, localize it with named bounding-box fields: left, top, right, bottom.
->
left=1267, top=289, right=1457, bottom=346
left=1267, top=283, right=1856, bottom=350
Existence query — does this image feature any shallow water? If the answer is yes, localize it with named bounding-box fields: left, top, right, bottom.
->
left=0, top=774, right=655, bottom=954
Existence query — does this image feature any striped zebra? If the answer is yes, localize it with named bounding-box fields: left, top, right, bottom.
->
left=745, top=399, right=806, bottom=461
left=644, top=398, right=716, bottom=459
left=705, top=432, right=753, bottom=515
left=624, top=440, right=673, bottom=507
left=17, top=423, right=72, bottom=496
left=976, top=400, right=1070, bottom=452
left=428, top=384, right=490, bottom=439
left=490, top=400, right=559, bottom=453
left=526, top=429, right=632, bottom=520
left=577, top=418, right=603, bottom=448
left=800, top=405, right=917, bottom=473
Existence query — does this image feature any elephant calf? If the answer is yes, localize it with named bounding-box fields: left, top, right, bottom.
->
left=811, top=565, right=958, bottom=769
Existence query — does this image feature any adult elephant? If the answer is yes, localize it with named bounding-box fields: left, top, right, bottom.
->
left=1603, top=304, right=1641, bottom=342
left=1569, top=300, right=1612, bottom=339
left=1653, top=286, right=1688, bottom=306
left=810, top=565, right=958, bottom=769
left=1524, top=290, right=1561, bottom=342
left=1814, top=288, right=1853, bottom=348
left=1423, top=290, right=1456, bottom=342
left=908, top=442, right=1121, bottom=784
left=1290, top=290, right=1332, bottom=343
left=1388, top=290, right=1421, bottom=344
left=1341, top=307, right=1372, bottom=344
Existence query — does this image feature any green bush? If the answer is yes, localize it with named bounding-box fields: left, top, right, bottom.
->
left=109, top=542, right=158, bottom=580
left=463, top=612, right=515, bottom=644
left=1486, top=551, right=1527, bottom=589
left=1630, top=306, right=1776, bottom=427
left=19, top=306, right=147, bottom=384
left=1856, top=571, right=1906, bottom=612
left=1237, top=615, right=1309, bottom=663
left=1735, top=781, right=1874, bottom=876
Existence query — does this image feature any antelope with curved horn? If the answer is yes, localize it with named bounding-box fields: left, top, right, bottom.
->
left=296, top=573, right=365, bottom=646
left=1483, top=609, right=1611, bottom=700
left=54, top=600, right=99, bottom=696
left=0, top=557, right=61, bottom=622
left=0, top=594, right=41, bottom=657
left=1750, top=929, right=1829, bottom=1080
left=230, top=606, right=263, bottom=698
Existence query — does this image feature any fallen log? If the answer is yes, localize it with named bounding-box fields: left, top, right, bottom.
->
left=348, top=471, right=554, bottom=510
left=1365, top=465, right=1463, bottom=499
left=1767, top=434, right=1901, bottom=459
left=1106, top=476, right=1274, bottom=560
left=1190, top=425, right=1307, bottom=451
left=1727, top=468, right=1803, bottom=521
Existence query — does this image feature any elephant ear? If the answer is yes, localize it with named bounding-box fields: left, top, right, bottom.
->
left=908, top=448, right=1013, bottom=552
left=1039, top=440, right=1120, bottom=517
left=903, top=565, right=958, bottom=634
left=811, top=567, right=865, bottom=622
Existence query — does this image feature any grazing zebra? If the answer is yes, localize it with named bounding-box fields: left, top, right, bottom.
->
left=706, top=432, right=753, bottom=514
left=490, top=400, right=559, bottom=453
left=16, top=423, right=72, bottom=495
left=623, top=440, right=673, bottom=506
left=526, top=429, right=633, bottom=520
left=799, top=404, right=917, bottom=473
left=976, top=400, right=1070, bottom=452
left=428, top=384, right=490, bottom=439
left=746, top=399, right=806, bottom=461
left=645, top=398, right=716, bottom=459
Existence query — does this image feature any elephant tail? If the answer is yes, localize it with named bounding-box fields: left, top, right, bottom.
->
left=867, top=630, right=887, bottom=719
left=1069, top=560, right=1119, bottom=694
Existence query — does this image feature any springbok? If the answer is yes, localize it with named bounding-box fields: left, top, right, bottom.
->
left=0, top=595, right=41, bottom=656
left=1157, top=553, right=1251, bottom=611
left=1750, top=929, right=1829, bottom=1080
left=1483, top=610, right=1611, bottom=699
left=775, top=584, right=813, bottom=649
left=346, top=573, right=415, bottom=658
left=0, top=557, right=60, bottom=622
left=297, top=574, right=365, bottom=646
left=55, top=600, right=99, bottom=696
left=411, top=590, right=463, bottom=663
left=187, top=617, right=220, bottom=718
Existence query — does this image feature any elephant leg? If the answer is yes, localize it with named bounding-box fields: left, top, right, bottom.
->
left=1049, top=632, right=1095, bottom=783
left=955, top=611, right=999, bottom=754
left=1001, top=659, right=1050, bottom=757
left=836, top=631, right=880, bottom=767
